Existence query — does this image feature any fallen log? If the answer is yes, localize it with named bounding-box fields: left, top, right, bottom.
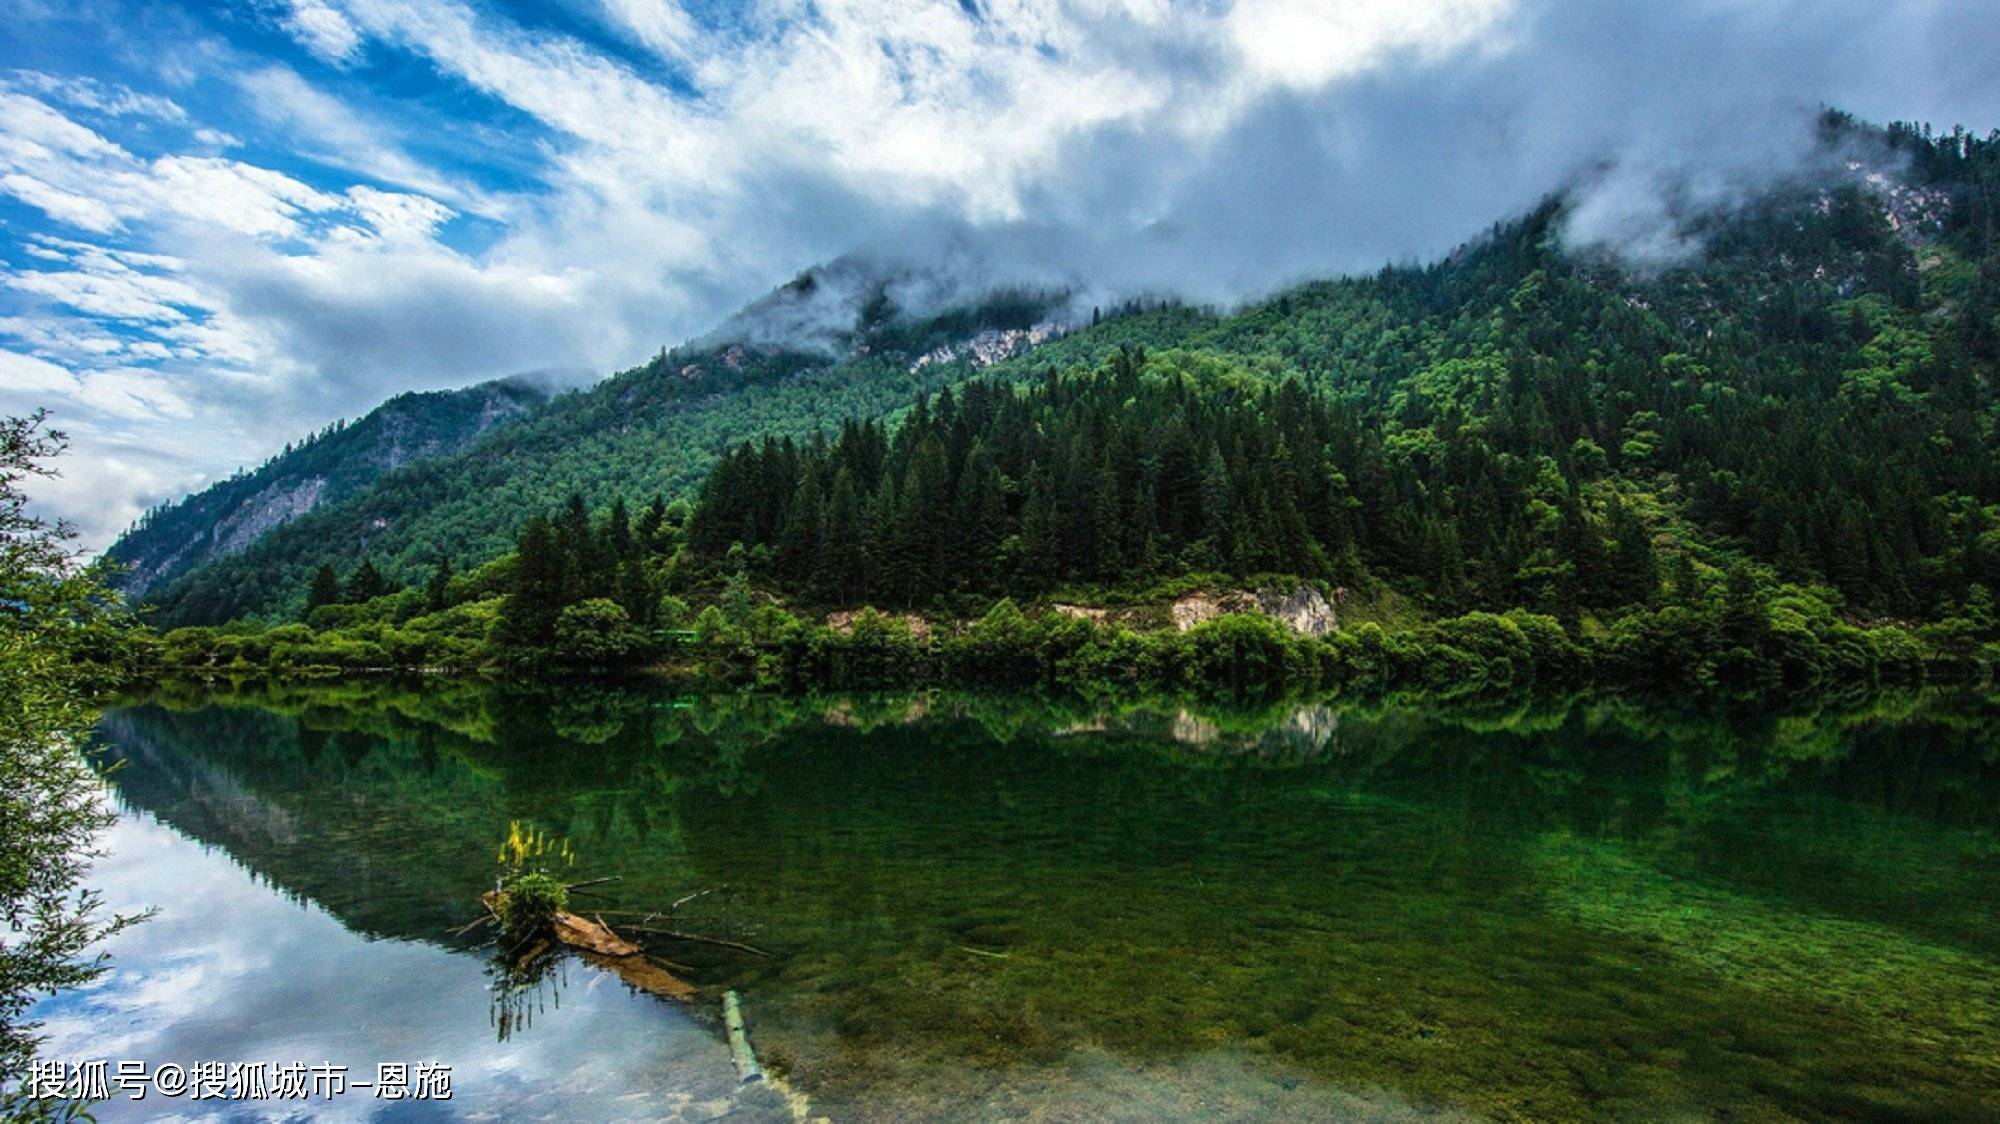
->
left=479, top=892, right=698, bottom=1002
left=552, top=911, right=641, bottom=957
left=583, top=949, right=698, bottom=1002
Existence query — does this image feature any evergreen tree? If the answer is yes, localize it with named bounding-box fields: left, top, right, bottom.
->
left=346, top=558, right=389, bottom=604
left=303, top=564, right=342, bottom=619
left=1605, top=496, right=1659, bottom=604
left=496, top=516, right=566, bottom=647
left=424, top=556, right=453, bottom=614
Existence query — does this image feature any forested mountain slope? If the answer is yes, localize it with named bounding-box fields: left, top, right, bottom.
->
left=105, top=378, right=547, bottom=600
left=142, top=115, right=2000, bottom=629
left=687, top=117, right=1999, bottom=624
left=139, top=286, right=1072, bottom=625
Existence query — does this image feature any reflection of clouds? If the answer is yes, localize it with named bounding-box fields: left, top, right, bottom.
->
left=30, top=813, right=740, bottom=1121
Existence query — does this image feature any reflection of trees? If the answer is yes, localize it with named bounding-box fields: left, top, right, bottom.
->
left=103, top=680, right=2000, bottom=965
left=93, top=680, right=2000, bottom=1114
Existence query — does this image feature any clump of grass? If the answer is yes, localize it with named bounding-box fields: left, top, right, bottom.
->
left=493, top=870, right=569, bottom=936
left=492, top=820, right=574, bottom=936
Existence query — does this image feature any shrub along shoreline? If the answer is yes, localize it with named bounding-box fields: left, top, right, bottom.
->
left=134, top=577, right=1995, bottom=702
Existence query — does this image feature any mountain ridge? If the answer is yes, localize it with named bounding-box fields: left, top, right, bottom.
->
left=122, top=114, right=2000, bottom=628
left=105, top=377, right=548, bottom=601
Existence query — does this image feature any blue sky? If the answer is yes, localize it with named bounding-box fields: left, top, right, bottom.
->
left=3, top=0, right=1999, bottom=547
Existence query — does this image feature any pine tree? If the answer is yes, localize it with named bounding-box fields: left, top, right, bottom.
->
left=1017, top=464, right=1058, bottom=589
left=1606, top=496, right=1659, bottom=604
left=497, top=516, right=566, bottom=647
left=605, top=497, right=634, bottom=563
left=1666, top=549, right=1703, bottom=607
left=638, top=496, right=668, bottom=551
left=820, top=468, right=867, bottom=601
left=778, top=467, right=824, bottom=582
left=347, top=558, right=389, bottom=604
left=303, top=564, right=342, bottom=619
left=1198, top=448, right=1233, bottom=552
left=1720, top=561, right=1769, bottom=651
left=424, top=556, right=453, bottom=614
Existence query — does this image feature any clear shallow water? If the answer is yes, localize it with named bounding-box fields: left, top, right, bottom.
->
left=35, top=683, right=2000, bottom=1121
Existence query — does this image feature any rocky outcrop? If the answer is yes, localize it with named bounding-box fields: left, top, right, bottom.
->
left=909, top=324, right=1058, bottom=373
left=107, top=377, right=546, bottom=601
left=211, top=477, right=327, bottom=557
left=1252, top=585, right=1340, bottom=636
left=1169, top=585, right=1340, bottom=636
left=825, top=609, right=932, bottom=641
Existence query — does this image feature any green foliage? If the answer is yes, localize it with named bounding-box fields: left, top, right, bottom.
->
left=492, top=871, right=568, bottom=937
left=552, top=599, right=645, bottom=667
left=0, top=414, right=142, bottom=1104
left=115, top=116, right=2000, bottom=705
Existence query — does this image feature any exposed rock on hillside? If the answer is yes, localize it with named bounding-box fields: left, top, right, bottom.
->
left=106, top=378, right=545, bottom=600
left=1171, top=586, right=1340, bottom=636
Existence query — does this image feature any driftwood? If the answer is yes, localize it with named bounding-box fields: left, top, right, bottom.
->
left=513, top=939, right=551, bottom=972
left=478, top=892, right=697, bottom=1002
left=580, top=949, right=698, bottom=1002
left=668, top=887, right=718, bottom=912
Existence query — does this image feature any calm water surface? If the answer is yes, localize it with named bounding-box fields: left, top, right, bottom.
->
left=34, top=682, right=2000, bottom=1121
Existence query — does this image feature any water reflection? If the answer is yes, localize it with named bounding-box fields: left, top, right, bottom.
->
left=38, top=682, right=2000, bottom=1120
left=28, top=814, right=751, bottom=1121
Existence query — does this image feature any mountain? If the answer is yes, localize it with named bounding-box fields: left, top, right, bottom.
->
left=136, top=114, right=2000, bottom=630
left=105, top=377, right=548, bottom=602
left=135, top=277, right=1075, bottom=625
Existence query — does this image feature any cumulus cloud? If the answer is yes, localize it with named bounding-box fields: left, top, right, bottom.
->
left=5, top=0, right=2000, bottom=548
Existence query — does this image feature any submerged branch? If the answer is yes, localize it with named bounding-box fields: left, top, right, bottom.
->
left=627, top=926, right=772, bottom=957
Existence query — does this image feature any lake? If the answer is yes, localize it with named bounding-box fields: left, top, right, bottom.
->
left=31, top=681, right=2000, bottom=1120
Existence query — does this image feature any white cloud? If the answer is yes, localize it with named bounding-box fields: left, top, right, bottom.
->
left=68, top=366, right=196, bottom=420
left=6, top=0, right=2000, bottom=551
left=0, top=346, right=75, bottom=394
left=147, top=154, right=343, bottom=239
left=602, top=0, right=698, bottom=60
left=280, top=0, right=365, bottom=64
left=234, top=65, right=486, bottom=209
left=1226, top=0, right=1513, bottom=89
left=340, top=184, right=455, bottom=241
left=4, top=70, right=187, bottom=123
left=0, top=88, right=125, bottom=159
left=0, top=172, right=122, bottom=231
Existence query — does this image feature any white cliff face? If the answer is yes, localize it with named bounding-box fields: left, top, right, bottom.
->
left=909, top=324, right=1058, bottom=373
left=1253, top=585, right=1340, bottom=636
left=1169, top=585, right=1340, bottom=636
left=1851, top=164, right=1950, bottom=249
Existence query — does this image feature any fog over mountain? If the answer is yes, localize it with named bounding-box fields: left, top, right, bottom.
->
left=2, top=0, right=1998, bottom=545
